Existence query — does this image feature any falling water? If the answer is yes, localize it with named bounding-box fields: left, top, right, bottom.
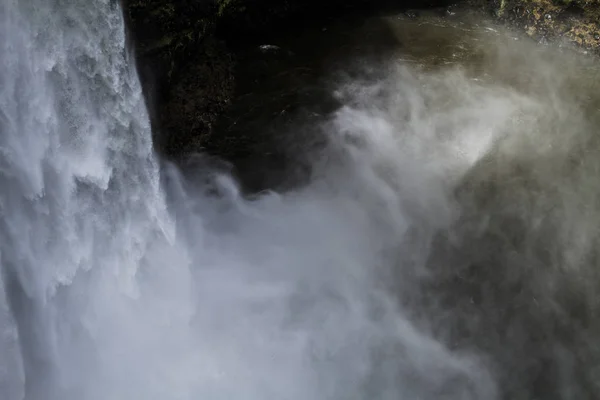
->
left=2, top=0, right=600, bottom=399
left=0, top=0, right=172, bottom=398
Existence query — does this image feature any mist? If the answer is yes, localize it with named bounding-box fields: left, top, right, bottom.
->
left=1, top=1, right=600, bottom=400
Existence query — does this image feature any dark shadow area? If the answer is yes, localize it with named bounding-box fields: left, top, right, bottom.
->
left=203, top=12, right=412, bottom=192
left=122, top=0, right=457, bottom=193
left=215, top=0, right=456, bottom=46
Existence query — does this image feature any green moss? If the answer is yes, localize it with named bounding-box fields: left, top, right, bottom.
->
left=217, top=0, right=235, bottom=16
left=216, top=0, right=251, bottom=20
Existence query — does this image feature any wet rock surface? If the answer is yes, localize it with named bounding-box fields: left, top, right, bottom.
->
left=124, top=0, right=600, bottom=191
left=494, top=0, right=600, bottom=52
left=123, top=0, right=451, bottom=186
left=123, top=0, right=232, bottom=157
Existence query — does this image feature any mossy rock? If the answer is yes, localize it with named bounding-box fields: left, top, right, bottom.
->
left=488, top=0, right=600, bottom=52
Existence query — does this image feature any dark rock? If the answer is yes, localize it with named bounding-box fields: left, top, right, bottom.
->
left=158, top=38, right=235, bottom=158
left=122, top=0, right=600, bottom=192
left=123, top=0, right=454, bottom=168
left=513, top=5, right=525, bottom=17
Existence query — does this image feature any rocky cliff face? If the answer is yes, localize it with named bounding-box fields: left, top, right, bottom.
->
left=123, top=0, right=232, bottom=157
left=123, top=0, right=355, bottom=157
left=123, top=0, right=449, bottom=161
left=123, top=0, right=600, bottom=176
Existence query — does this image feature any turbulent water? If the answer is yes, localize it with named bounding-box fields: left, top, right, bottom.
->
left=2, top=1, right=600, bottom=399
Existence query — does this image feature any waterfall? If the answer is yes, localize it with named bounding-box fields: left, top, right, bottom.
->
left=2, top=0, right=599, bottom=399
left=0, top=0, right=178, bottom=398
left=0, top=1, right=498, bottom=398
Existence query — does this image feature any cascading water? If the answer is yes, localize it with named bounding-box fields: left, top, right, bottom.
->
left=2, top=0, right=600, bottom=399
left=0, top=0, right=175, bottom=398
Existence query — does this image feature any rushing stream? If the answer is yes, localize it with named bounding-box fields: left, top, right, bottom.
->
left=2, top=1, right=600, bottom=399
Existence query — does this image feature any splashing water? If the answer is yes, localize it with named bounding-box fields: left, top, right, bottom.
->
left=1, top=1, right=600, bottom=399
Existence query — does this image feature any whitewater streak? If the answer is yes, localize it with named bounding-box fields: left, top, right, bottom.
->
left=2, top=0, right=600, bottom=399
